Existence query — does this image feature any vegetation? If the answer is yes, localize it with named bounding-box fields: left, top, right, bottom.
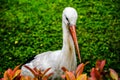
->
left=0, top=65, right=53, bottom=80
left=1, top=60, right=119, bottom=80
left=0, top=0, right=120, bottom=78
left=61, top=60, right=119, bottom=80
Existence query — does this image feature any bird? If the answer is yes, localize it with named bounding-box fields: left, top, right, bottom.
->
left=21, top=7, right=81, bottom=80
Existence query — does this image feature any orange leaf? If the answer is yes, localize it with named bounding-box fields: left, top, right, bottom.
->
left=77, top=74, right=87, bottom=80
left=42, top=76, right=48, bottom=80
left=7, top=69, right=13, bottom=74
left=25, top=76, right=32, bottom=80
left=21, top=76, right=32, bottom=80
left=76, top=63, right=85, bottom=77
left=20, top=76, right=25, bottom=80
left=6, top=69, right=13, bottom=79
left=65, top=71, right=76, bottom=80
left=12, top=70, right=21, bottom=79
left=12, top=65, right=21, bottom=76
left=3, top=71, right=9, bottom=80
left=33, top=77, right=38, bottom=80
left=109, top=68, right=118, bottom=80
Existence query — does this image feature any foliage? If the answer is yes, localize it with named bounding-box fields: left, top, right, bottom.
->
left=23, top=65, right=53, bottom=80
left=109, top=68, right=119, bottom=80
left=1, top=65, right=52, bottom=80
left=61, top=62, right=87, bottom=80
left=0, top=60, right=119, bottom=80
left=1, top=65, right=21, bottom=80
left=0, top=0, right=120, bottom=78
left=61, top=60, right=119, bottom=80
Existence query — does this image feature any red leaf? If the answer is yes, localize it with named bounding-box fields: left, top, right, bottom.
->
left=42, top=67, right=51, bottom=76
left=43, top=72, right=53, bottom=80
left=99, top=60, right=106, bottom=72
left=90, top=68, right=97, bottom=80
left=0, top=78, right=4, bottom=80
left=90, top=68, right=101, bottom=80
left=95, top=60, right=106, bottom=72
left=24, top=65, right=38, bottom=77
left=61, top=67, right=69, bottom=72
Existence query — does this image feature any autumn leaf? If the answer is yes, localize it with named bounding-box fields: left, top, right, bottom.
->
left=109, top=68, right=118, bottom=80
left=77, top=74, right=87, bottom=80
left=76, top=63, right=85, bottom=78
left=95, top=60, right=106, bottom=72
left=65, top=71, right=76, bottom=80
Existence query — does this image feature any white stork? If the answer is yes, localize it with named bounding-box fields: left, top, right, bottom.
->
left=21, top=7, right=81, bottom=80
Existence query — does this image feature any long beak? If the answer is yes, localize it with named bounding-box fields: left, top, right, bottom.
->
left=69, top=25, right=81, bottom=62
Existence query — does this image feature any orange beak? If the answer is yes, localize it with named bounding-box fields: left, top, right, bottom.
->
left=69, top=25, right=81, bottom=62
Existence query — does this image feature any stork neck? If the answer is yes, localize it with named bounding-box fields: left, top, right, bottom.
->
left=61, top=21, right=75, bottom=55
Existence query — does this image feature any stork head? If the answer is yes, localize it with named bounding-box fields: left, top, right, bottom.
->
left=62, top=7, right=78, bottom=26
left=62, top=7, right=81, bottom=62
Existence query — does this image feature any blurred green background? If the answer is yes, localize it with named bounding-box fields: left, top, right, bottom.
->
left=0, top=0, right=120, bottom=77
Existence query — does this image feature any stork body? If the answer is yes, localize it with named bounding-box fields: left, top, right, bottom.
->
left=21, top=7, right=81, bottom=80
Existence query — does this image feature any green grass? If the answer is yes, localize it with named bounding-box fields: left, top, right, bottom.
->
left=0, top=0, right=120, bottom=77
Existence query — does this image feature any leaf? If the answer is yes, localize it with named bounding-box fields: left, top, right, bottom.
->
left=61, top=75, right=66, bottom=79
left=44, top=72, right=54, bottom=79
left=12, top=65, right=21, bottom=76
left=77, top=74, right=87, bottom=80
left=99, top=60, right=106, bottom=72
left=6, top=69, right=13, bottom=79
left=26, top=76, right=34, bottom=80
left=95, top=60, right=106, bottom=72
left=109, top=68, right=118, bottom=80
left=20, top=76, right=33, bottom=80
left=24, top=65, right=52, bottom=79
left=65, top=71, right=76, bottom=80
left=90, top=68, right=100, bottom=80
left=0, top=78, right=4, bottom=80
left=90, top=68, right=96, bottom=80
left=3, top=71, right=9, bottom=80
left=88, top=77, right=94, bottom=80
left=6, top=69, right=13, bottom=74
left=42, top=77, right=48, bottom=80
left=24, top=65, right=38, bottom=77
left=61, top=67, right=69, bottom=72
left=76, top=63, right=85, bottom=78
left=12, top=70, right=21, bottom=79
left=42, top=67, right=51, bottom=76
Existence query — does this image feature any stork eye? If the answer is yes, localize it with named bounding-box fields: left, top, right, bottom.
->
left=66, top=17, right=69, bottom=21
left=65, top=17, right=70, bottom=25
